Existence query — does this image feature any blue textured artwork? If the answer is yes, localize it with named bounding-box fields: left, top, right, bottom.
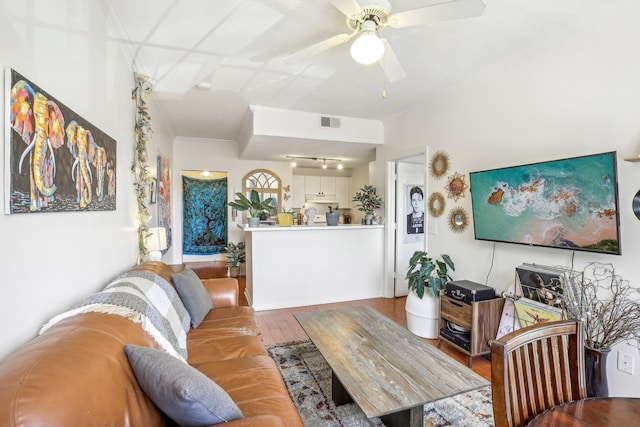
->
left=470, top=152, right=620, bottom=255
left=182, top=176, right=227, bottom=255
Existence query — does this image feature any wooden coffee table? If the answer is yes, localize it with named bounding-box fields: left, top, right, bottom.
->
left=295, top=306, right=488, bottom=427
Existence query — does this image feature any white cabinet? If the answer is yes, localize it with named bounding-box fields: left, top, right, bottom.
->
left=320, top=177, right=336, bottom=196
left=305, top=176, right=321, bottom=195
left=291, top=175, right=306, bottom=208
left=294, top=175, right=351, bottom=207
left=306, top=176, right=336, bottom=196
left=336, top=177, right=351, bottom=209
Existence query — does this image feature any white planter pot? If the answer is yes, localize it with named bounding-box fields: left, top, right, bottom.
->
left=405, top=290, right=440, bottom=339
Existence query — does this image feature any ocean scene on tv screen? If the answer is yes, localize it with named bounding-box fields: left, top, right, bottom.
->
left=470, top=152, right=619, bottom=254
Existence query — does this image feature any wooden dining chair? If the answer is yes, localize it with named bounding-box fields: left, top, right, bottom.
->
left=490, top=319, right=587, bottom=427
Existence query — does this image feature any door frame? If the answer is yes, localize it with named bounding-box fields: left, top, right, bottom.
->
left=383, top=147, right=429, bottom=298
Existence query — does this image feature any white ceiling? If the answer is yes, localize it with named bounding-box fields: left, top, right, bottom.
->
left=104, top=0, right=611, bottom=169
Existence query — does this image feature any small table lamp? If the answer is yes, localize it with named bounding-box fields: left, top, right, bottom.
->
left=147, top=227, right=167, bottom=261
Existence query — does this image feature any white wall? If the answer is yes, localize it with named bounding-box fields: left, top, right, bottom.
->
left=379, top=0, right=640, bottom=396
left=165, top=137, right=293, bottom=264
left=0, top=1, right=138, bottom=360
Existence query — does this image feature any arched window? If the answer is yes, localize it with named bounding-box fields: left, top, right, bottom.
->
left=242, top=169, right=282, bottom=216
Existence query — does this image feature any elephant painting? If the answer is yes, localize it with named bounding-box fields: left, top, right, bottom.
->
left=10, top=80, right=66, bottom=211
left=66, top=121, right=99, bottom=208
left=106, top=161, right=116, bottom=197
left=93, top=146, right=107, bottom=202
left=7, top=69, right=117, bottom=214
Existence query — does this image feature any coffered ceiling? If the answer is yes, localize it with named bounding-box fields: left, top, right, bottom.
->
left=104, top=0, right=613, bottom=168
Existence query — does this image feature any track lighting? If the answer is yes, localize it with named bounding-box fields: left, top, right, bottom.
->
left=286, top=156, right=344, bottom=170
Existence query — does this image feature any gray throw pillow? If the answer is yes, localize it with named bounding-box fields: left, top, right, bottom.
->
left=171, top=268, right=213, bottom=328
left=124, top=345, right=243, bottom=426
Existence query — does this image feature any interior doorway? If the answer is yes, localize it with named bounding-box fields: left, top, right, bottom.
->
left=384, top=151, right=428, bottom=297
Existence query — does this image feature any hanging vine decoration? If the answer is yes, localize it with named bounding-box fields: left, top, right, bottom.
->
left=132, top=73, right=154, bottom=264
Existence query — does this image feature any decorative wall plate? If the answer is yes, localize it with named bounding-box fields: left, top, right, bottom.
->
left=428, top=192, right=445, bottom=217
left=430, top=151, right=450, bottom=179
left=448, top=206, right=469, bottom=233
left=445, top=172, right=468, bottom=201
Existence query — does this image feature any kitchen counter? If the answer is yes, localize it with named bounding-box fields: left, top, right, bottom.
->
left=239, top=223, right=384, bottom=310
left=239, top=223, right=383, bottom=231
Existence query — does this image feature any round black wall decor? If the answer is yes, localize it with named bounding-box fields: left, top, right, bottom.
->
left=633, top=189, right=640, bottom=220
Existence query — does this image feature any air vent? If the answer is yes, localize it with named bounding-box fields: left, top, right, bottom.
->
left=320, top=116, right=341, bottom=128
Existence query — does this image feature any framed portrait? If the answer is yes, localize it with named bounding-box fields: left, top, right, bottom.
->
left=404, top=184, right=425, bottom=243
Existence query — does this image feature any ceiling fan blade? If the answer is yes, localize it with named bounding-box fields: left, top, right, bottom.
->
left=379, top=39, right=406, bottom=83
left=328, top=0, right=363, bottom=17
left=388, top=0, right=486, bottom=29
left=283, top=33, right=354, bottom=64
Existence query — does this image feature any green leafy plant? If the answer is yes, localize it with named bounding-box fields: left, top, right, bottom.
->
left=327, top=205, right=339, bottom=213
left=406, top=251, right=455, bottom=299
left=352, top=185, right=383, bottom=216
left=224, top=242, right=246, bottom=268
left=228, top=190, right=274, bottom=218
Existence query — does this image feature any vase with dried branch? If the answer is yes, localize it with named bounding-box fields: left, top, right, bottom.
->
left=561, top=262, right=640, bottom=397
left=562, top=262, right=640, bottom=350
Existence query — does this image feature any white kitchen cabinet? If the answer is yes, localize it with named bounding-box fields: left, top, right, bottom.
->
left=305, top=176, right=321, bottom=195
left=291, top=175, right=306, bottom=208
left=320, top=176, right=336, bottom=196
left=336, top=177, right=351, bottom=209
left=296, top=175, right=350, bottom=207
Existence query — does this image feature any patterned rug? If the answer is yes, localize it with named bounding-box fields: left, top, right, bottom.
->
left=267, top=340, right=495, bottom=427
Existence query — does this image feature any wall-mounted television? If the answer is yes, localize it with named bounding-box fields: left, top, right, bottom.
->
left=469, top=152, right=621, bottom=255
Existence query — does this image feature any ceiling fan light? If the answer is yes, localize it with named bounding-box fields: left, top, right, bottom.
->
left=350, top=32, right=384, bottom=65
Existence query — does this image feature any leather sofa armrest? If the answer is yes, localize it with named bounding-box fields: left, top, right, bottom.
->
left=201, top=278, right=239, bottom=308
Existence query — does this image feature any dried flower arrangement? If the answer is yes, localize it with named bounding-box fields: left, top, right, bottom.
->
left=562, top=262, right=640, bottom=350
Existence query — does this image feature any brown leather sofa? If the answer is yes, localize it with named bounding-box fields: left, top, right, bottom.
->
left=0, top=261, right=303, bottom=427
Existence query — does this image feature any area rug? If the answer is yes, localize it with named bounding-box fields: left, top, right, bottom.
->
left=267, top=340, right=495, bottom=427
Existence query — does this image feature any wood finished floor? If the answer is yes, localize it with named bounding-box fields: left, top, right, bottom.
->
left=253, top=296, right=492, bottom=381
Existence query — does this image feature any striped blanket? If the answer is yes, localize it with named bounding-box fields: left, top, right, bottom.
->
left=40, top=270, right=191, bottom=361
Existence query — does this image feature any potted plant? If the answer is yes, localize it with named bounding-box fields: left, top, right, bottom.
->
left=278, top=208, right=294, bottom=226
left=326, top=205, right=339, bottom=226
left=561, top=263, right=640, bottom=397
left=352, top=185, right=383, bottom=224
left=277, top=185, right=294, bottom=226
left=224, top=241, right=245, bottom=278
left=404, top=251, right=455, bottom=338
left=228, top=190, right=274, bottom=227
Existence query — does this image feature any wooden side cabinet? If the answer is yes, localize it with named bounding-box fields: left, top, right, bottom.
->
left=438, top=294, right=505, bottom=367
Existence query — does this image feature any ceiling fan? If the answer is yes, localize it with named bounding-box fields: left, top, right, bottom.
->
left=284, top=0, right=486, bottom=82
